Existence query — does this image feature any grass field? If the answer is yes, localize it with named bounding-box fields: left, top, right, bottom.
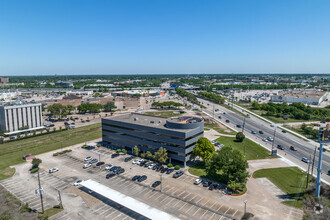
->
left=253, top=167, right=310, bottom=209
left=38, top=207, right=63, bottom=218
left=204, top=123, right=236, bottom=135
left=215, top=136, right=273, bottom=160
left=144, top=111, right=184, bottom=117
left=0, top=123, right=102, bottom=180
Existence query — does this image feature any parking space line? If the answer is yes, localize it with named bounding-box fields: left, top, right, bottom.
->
left=166, top=197, right=176, bottom=205
left=155, top=193, right=165, bottom=200
left=219, top=216, right=223, bottom=220
left=173, top=199, right=182, bottom=207
left=139, top=187, right=150, bottom=194
left=224, top=207, right=230, bottom=214
left=179, top=202, right=187, bottom=210
left=232, top=209, right=238, bottom=217
left=177, top=191, right=186, bottom=197
left=149, top=191, right=159, bottom=199
left=217, top=204, right=223, bottom=212
left=193, top=207, right=202, bottom=216
left=209, top=201, right=216, bottom=209
left=160, top=195, right=169, bottom=203
left=208, top=212, right=216, bottom=220
left=171, top=188, right=181, bottom=195
left=196, top=198, right=203, bottom=204
left=185, top=204, right=195, bottom=213
left=182, top=192, right=191, bottom=200
left=202, top=200, right=209, bottom=207
left=126, top=182, right=135, bottom=188
left=200, top=210, right=208, bottom=219
left=189, top=194, right=198, bottom=201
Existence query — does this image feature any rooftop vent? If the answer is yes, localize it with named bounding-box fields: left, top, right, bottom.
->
left=134, top=117, right=139, bottom=121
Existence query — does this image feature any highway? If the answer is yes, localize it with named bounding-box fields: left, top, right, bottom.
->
left=197, top=97, right=330, bottom=182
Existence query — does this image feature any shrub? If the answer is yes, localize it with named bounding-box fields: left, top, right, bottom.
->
left=20, top=203, right=32, bottom=213
left=116, top=149, right=122, bottom=153
left=167, top=163, right=173, bottom=168
left=53, top=205, right=61, bottom=209
left=122, top=149, right=127, bottom=155
left=236, top=132, right=245, bottom=142
left=53, top=149, right=72, bottom=157
left=30, top=168, right=39, bottom=173
left=81, top=145, right=87, bottom=149
left=174, top=165, right=180, bottom=170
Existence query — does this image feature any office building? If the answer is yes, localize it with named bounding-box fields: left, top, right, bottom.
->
left=0, top=103, right=43, bottom=132
left=102, top=113, right=204, bottom=166
left=271, top=89, right=328, bottom=105
left=0, top=78, right=9, bottom=84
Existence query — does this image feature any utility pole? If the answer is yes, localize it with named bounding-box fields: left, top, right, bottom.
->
left=37, top=170, right=44, bottom=213
left=242, top=117, right=246, bottom=133
left=311, top=146, right=317, bottom=176
left=315, top=143, right=323, bottom=198
left=58, top=190, right=63, bottom=209
left=306, top=155, right=311, bottom=188
left=271, top=126, right=277, bottom=152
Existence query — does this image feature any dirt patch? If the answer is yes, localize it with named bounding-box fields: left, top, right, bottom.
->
left=0, top=184, right=38, bottom=220
left=64, top=186, right=101, bottom=208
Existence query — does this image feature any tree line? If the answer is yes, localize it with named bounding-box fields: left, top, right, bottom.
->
left=197, top=91, right=225, bottom=104
left=251, top=101, right=330, bottom=121
left=152, top=101, right=183, bottom=109
left=175, top=88, right=199, bottom=104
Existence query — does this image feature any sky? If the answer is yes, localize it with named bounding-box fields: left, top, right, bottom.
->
left=0, top=0, right=330, bottom=75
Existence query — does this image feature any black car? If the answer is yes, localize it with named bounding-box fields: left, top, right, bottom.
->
left=124, top=156, right=134, bottom=162
left=86, top=120, right=90, bottom=122
left=212, top=183, right=219, bottom=189
left=277, top=145, right=285, bottom=150
left=218, top=116, right=222, bottom=119
left=152, top=164, right=159, bottom=170
left=318, top=147, right=326, bottom=152
left=166, top=169, right=174, bottom=174
left=111, top=166, right=121, bottom=172
left=225, top=120, right=230, bottom=123
left=209, top=184, right=215, bottom=190
left=236, top=124, right=242, bottom=128
left=132, top=175, right=140, bottom=181
left=138, top=175, right=147, bottom=182
left=140, top=161, right=147, bottom=166
left=106, top=173, right=116, bottom=179
left=290, top=146, right=297, bottom=151
left=259, top=130, right=264, bottom=134
left=160, top=167, right=168, bottom=173
left=282, top=130, right=287, bottom=133
left=111, top=153, right=120, bottom=158
left=96, top=161, right=105, bottom=166
left=152, top=181, right=161, bottom=188
left=173, top=171, right=184, bottom=178
left=116, top=168, right=125, bottom=174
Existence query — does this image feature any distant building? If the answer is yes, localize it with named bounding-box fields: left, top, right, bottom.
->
left=55, top=81, right=73, bottom=87
left=66, top=90, right=93, bottom=96
left=102, top=113, right=204, bottom=166
left=271, top=90, right=328, bottom=105
left=0, top=78, right=9, bottom=84
left=0, top=103, right=43, bottom=132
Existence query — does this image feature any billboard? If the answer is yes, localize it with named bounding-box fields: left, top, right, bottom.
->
left=319, top=124, right=330, bottom=143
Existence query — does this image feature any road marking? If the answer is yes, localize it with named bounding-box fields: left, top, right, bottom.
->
left=182, top=192, right=191, bottom=200
left=208, top=212, right=216, bottom=220
left=166, top=197, right=176, bottom=205
left=185, top=204, right=194, bottom=213
left=179, top=202, right=187, bottom=210
left=144, top=189, right=154, bottom=196
left=172, top=188, right=181, bottom=195
left=126, top=182, right=135, bottom=188
left=173, top=199, right=182, bottom=207
left=224, top=207, right=230, bottom=214
left=200, top=210, right=208, bottom=219
left=149, top=191, right=159, bottom=199
left=219, top=216, right=223, bottom=220
left=177, top=191, right=186, bottom=197
left=232, top=209, right=238, bottom=217
left=139, top=187, right=149, bottom=194
left=202, top=200, right=209, bottom=207
left=160, top=195, right=169, bottom=203
left=193, top=207, right=202, bottom=216
left=209, top=202, right=216, bottom=209
left=217, top=204, right=223, bottom=212
left=196, top=198, right=203, bottom=204
left=189, top=194, right=198, bottom=201
left=156, top=193, right=165, bottom=200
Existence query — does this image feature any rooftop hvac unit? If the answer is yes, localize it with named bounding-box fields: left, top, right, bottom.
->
left=134, top=117, right=139, bottom=121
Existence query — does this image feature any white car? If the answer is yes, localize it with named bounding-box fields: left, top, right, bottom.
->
left=136, top=159, right=144, bottom=165
left=84, top=156, right=92, bottom=161
left=132, top=159, right=139, bottom=164
left=194, top=178, right=202, bottom=185
left=148, top=163, right=155, bottom=169
left=105, top=165, right=113, bottom=170
left=83, top=163, right=92, bottom=169
left=262, top=138, right=268, bottom=142
left=74, top=180, right=83, bottom=186
left=49, top=167, right=59, bottom=173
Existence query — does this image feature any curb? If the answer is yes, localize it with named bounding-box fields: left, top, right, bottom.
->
left=226, top=188, right=248, bottom=197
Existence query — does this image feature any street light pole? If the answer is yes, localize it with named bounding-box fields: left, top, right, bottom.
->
left=244, top=200, right=247, bottom=216
left=271, top=126, right=277, bottom=152
left=242, top=117, right=246, bottom=133
left=160, top=173, right=163, bottom=192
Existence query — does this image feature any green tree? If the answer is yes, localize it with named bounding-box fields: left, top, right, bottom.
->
left=133, top=146, right=140, bottom=157
left=47, top=103, right=68, bottom=118
left=103, top=101, right=117, bottom=115
left=66, top=105, right=75, bottom=115
left=140, top=152, right=146, bottom=159
left=236, top=132, right=245, bottom=142
left=154, top=147, right=168, bottom=164
left=122, top=149, right=127, bottom=155
left=192, top=137, right=215, bottom=163
left=32, top=158, right=42, bottom=169
left=206, top=146, right=249, bottom=184
left=145, top=151, right=153, bottom=160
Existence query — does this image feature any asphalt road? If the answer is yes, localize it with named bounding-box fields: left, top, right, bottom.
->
left=199, top=98, right=330, bottom=177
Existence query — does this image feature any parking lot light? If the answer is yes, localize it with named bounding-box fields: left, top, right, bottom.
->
left=244, top=200, right=247, bottom=215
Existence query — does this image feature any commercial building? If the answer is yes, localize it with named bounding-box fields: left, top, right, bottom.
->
left=0, top=103, right=43, bottom=132
left=0, top=78, right=9, bottom=84
left=55, top=81, right=74, bottom=87
left=102, top=113, right=204, bottom=166
left=271, top=90, right=328, bottom=105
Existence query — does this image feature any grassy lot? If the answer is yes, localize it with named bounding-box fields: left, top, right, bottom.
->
left=253, top=167, right=310, bottom=209
left=283, top=125, right=316, bottom=140
left=215, top=136, right=273, bottom=160
left=38, top=207, right=63, bottom=218
left=204, top=123, right=237, bottom=135
left=0, top=123, right=101, bottom=180
left=144, top=111, right=184, bottom=117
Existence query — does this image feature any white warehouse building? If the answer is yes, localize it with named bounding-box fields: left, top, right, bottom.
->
left=0, top=103, right=43, bottom=132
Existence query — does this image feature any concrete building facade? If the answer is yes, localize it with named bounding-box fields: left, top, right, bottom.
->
left=0, top=103, right=43, bottom=132
left=102, top=113, right=204, bottom=165
left=271, top=90, right=328, bottom=105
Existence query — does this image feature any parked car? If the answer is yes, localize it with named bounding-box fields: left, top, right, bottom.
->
left=74, top=180, right=83, bottom=186
left=96, top=162, right=105, bottom=166
left=49, top=167, right=59, bottom=173
left=116, top=168, right=125, bottom=174
left=194, top=178, right=202, bottom=185
left=106, top=173, right=116, bottom=179
left=86, top=120, right=90, bottom=122
left=282, top=130, right=287, bottom=133
left=138, top=175, right=147, bottom=182
left=148, top=163, right=155, bottom=169
left=84, top=156, right=92, bottom=161
left=111, top=153, right=120, bottom=158
left=225, top=120, right=230, bottom=123
left=290, top=146, right=297, bottom=151
left=136, top=159, right=144, bottom=165
left=270, top=124, right=275, bottom=127
left=259, top=130, right=264, bottom=134
left=83, top=163, right=92, bottom=169
left=202, top=181, right=211, bottom=187
left=132, top=159, right=139, bottom=164
left=105, top=165, right=113, bottom=170
left=132, top=175, right=140, bottom=181
left=209, top=184, right=215, bottom=190
left=124, top=156, right=134, bottom=162
left=166, top=169, right=174, bottom=174
left=302, top=157, right=310, bottom=163
left=152, top=181, right=161, bottom=188
left=277, top=145, right=285, bottom=150
left=173, top=171, right=184, bottom=178
left=89, top=159, right=98, bottom=164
